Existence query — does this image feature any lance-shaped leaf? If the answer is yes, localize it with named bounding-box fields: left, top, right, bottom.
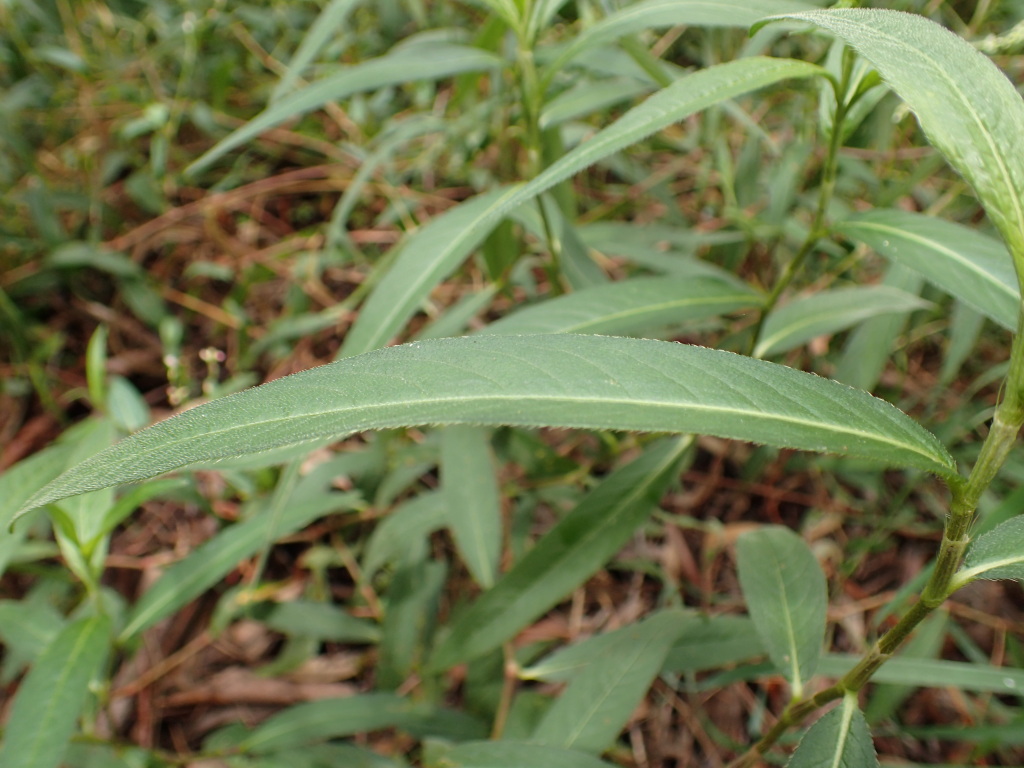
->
left=441, top=426, right=502, bottom=588
left=764, top=9, right=1024, bottom=271
left=443, top=741, right=616, bottom=768
left=957, top=515, right=1024, bottom=586
left=481, top=277, right=761, bottom=337
left=542, top=0, right=821, bottom=85
left=788, top=694, right=879, bottom=768
left=836, top=209, right=1019, bottom=331
left=187, top=44, right=501, bottom=174
left=754, top=285, right=930, bottom=358
left=530, top=610, right=691, bottom=753
left=0, top=615, right=111, bottom=768
left=340, top=56, right=823, bottom=356
left=737, top=526, right=827, bottom=697
left=430, top=437, right=692, bottom=669
left=17, top=334, right=956, bottom=519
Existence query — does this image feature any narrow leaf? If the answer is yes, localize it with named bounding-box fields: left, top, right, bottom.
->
left=341, top=57, right=822, bottom=356
left=18, top=334, right=957, bottom=519
left=818, top=653, right=1024, bottom=694
left=430, top=437, right=691, bottom=668
left=788, top=695, right=879, bottom=768
left=259, top=600, right=380, bottom=644
left=188, top=44, right=500, bottom=174
left=544, top=0, right=821, bottom=81
left=754, top=285, right=930, bottom=358
left=441, top=426, right=502, bottom=588
left=0, top=615, right=111, bottom=768
left=239, top=693, right=426, bottom=754
left=836, top=209, right=1019, bottom=330
left=766, top=9, right=1024, bottom=270
left=340, top=188, right=509, bottom=357
left=833, top=264, right=923, bottom=391
left=443, top=741, right=615, bottom=768
left=959, top=515, right=1024, bottom=583
left=271, top=0, right=363, bottom=102
left=120, top=492, right=360, bottom=640
left=737, top=526, right=827, bottom=697
left=481, top=277, right=760, bottom=337
left=530, top=610, right=690, bottom=753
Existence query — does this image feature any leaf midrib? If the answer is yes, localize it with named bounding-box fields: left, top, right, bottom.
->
left=83, top=392, right=949, bottom=474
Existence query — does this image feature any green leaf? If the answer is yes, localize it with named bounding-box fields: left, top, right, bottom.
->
left=187, top=44, right=501, bottom=174
left=958, top=515, right=1024, bottom=584
left=259, top=600, right=380, bottom=644
left=341, top=56, right=822, bottom=356
left=340, top=188, right=511, bottom=357
left=361, top=492, right=449, bottom=579
left=836, top=209, right=1019, bottom=330
left=754, top=285, right=930, bottom=358
left=481, top=277, right=760, bottom=337
left=737, top=526, right=827, bottom=697
left=238, top=693, right=430, bottom=754
left=443, top=741, right=617, bottom=768
left=766, top=9, right=1024, bottom=271
left=530, top=610, right=690, bottom=753
left=788, top=695, right=879, bottom=768
left=0, top=441, right=73, bottom=576
left=441, top=426, right=502, bottom=588
left=833, top=264, right=923, bottom=391
left=119, top=492, right=360, bottom=640
left=818, top=653, right=1024, bottom=694
left=0, top=615, right=112, bottom=768
left=271, top=0, right=363, bottom=102
left=18, top=334, right=957, bottom=519
left=430, top=437, right=691, bottom=669
left=543, top=0, right=821, bottom=84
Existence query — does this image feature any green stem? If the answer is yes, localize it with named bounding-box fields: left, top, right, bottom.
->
left=730, top=306, right=1024, bottom=767
left=514, top=19, right=565, bottom=294
left=747, top=58, right=852, bottom=357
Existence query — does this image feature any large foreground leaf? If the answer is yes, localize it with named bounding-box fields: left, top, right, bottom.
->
left=766, top=9, right=1024, bottom=270
left=836, top=209, right=1019, bottom=330
left=17, top=334, right=955, bottom=518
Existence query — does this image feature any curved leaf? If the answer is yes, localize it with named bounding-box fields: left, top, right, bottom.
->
left=480, top=276, right=760, bottom=337
left=788, top=695, right=879, bottom=768
left=737, top=527, right=827, bottom=697
left=444, top=741, right=615, bottom=768
left=430, top=437, right=691, bottom=669
left=18, top=334, right=955, bottom=519
left=766, top=9, right=1024, bottom=271
left=543, top=0, right=821, bottom=84
left=340, top=56, right=823, bottom=356
left=958, top=515, right=1024, bottom=584
left=754, top=285, right=930, bottom=358
left=187, top=44, right=501, bottom=174
left=836, top=209, right=1019, bottom=330
left=530, top=610, right=690, bottom=753
left=0, top=615, right=111, bottom=768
